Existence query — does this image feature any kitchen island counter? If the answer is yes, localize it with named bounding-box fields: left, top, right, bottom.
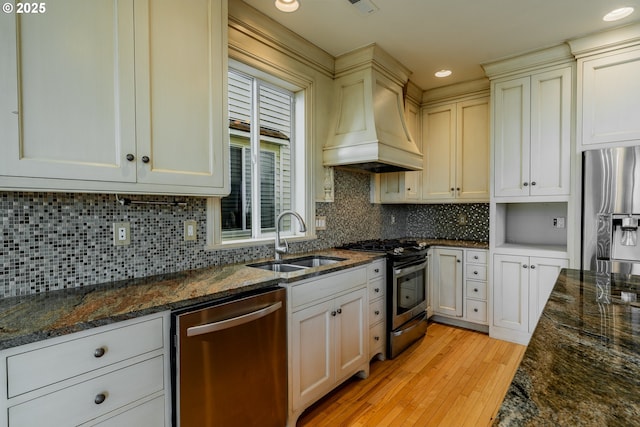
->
left=0, top=249, right=383, bottom=350
left=494, top=268, right=640, bottom=426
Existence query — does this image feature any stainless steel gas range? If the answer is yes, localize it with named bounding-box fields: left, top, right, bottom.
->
left=339, top=240, right=429, bottom=359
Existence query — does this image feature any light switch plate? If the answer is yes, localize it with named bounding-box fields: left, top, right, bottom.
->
left=315, top=216, right=327, bottom=231
left=184, top=220, right=197, bottom=241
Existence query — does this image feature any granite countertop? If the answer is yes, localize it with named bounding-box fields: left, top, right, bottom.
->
left=417, top=239, right=488, bottom=249
left=494, top=268, right=640, bottom=426
left=0, top=249, right=383, bottom=350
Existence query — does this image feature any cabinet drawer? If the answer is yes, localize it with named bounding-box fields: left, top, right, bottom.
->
left=290, top=267, right=367, bottom=309
left=9, top=356, right=164, bottom=427
left=465, top=265, right=487, bottom=281
left=90, top=395, right=165, bottom=427
left=369, top=299, right=385, bottom=325
left=466, top=300, right=487, bottom=323
left=368, top=260, right=385, bottom=280
left=369, top=322, right=385, bottom=355
left=466, top=250, right=487, bottom=265
left=465, top=281, right=487, bottom=301
left=7, top=317, right=164, bottom=398
left=368, top=276, right=386, bottom=300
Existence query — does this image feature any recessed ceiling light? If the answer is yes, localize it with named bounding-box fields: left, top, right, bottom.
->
left=275, top=0, right=299, bottom=12
left=435, top=70, right=452, bottom=78
left=603, top=7, right=634, bottom=21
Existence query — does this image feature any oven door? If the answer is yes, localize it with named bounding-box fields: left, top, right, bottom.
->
left=391, top=257, right=428, bottom=330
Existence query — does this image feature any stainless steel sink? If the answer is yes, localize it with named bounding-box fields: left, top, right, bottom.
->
left=285, top=255, right=346, bottom=267
left=247, top=256, right=346, bottom=272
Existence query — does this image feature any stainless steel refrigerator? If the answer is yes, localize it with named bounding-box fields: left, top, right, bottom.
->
left=582, top=145, right=640, bottom=274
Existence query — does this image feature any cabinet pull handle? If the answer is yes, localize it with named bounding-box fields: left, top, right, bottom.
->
left=94, top=347, right=106, bottom=358
left=374, top=268, right=379, bottom=273
left=474, top=288, right=478, bottom=292
left=473, top=271, right=478, bottom=275
left=94, top=393, right=107, bottom=405
left=336, top=308, right=342, bottom=314
left=126, top=154, right=135, bottom=162
left=523, top=265, right=528, bottom=269
left=530, top=265, right=536, bottom=269
left=374, top=288, right=380, bottom=293
left=531, top=181, right=537, bottom=186
left=141, top=156, right=150, bottom=163
left=523, top=182, right=529, bottom=187
left=456, top=259, right=461, bottom=263
left=473, top=256, right=478, bottom=260
left=474, top=308, right=479, bottom=313
left=375, top=310, right=380, bottom=315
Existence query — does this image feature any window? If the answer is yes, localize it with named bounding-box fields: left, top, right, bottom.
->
left=209, top=64, right=307, bottom=247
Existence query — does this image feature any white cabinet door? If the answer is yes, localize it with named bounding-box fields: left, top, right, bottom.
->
left=492, top=254, right=529, bottom=332
left=493, top=67, right=571, bottom=198
left=456, top=98, right=490, bottom=200
left=580, top=47, right=640, bottom=147
left=529, top=67, right=571, bottom=196
left=422, top=104, right=456, bottom=200
left=133, top=0, right=228, bottom=189
left=0, top=0, right=137, bottom=182
left=291, top=299, right=334, bottom=411
left=493, top=77, right=531, bottom=197
left=432, top=248, right=463, bottom=317
left=528, top=257, right=568, bottom=330
left=334, top=289, right=367, bottom=383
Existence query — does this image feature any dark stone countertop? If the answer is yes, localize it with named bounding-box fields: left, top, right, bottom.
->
left=0, top=249, right=383, bottom=350
left=494, top=268, right=640, bottom=426
left=418, top=239, right=488, bottom=250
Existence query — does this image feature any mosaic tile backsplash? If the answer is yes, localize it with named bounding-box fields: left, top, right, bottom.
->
left=0, top=169, right=488, bottom=297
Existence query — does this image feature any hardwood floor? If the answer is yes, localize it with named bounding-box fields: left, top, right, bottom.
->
left=297, top=322, right=526, bottom=427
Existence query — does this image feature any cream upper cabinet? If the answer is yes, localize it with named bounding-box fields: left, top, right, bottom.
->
left=493, top=66, right=571, bottom=198
left=378, top=90, right=421, bottom=203
left=577, top=46, right=640, bottom=149
left=0, top=0, right=229, bottom=196
left=422, top=98, right=489, bottom=202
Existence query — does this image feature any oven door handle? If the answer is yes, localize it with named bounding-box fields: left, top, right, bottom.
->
left=394, top=260, right=428, bottom=276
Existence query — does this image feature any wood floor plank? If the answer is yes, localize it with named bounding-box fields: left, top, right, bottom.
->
left=297, top=323, right=526, bottom=427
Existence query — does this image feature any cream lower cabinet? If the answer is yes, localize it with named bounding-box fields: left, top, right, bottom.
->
left=491, top=254, right=568, bottom=344
left=431, top=248, right=463, bottom=318
left=288, top=266, right=369, bottom=427
left=0, top=312, right=170, bottom=427
left=367, top=259, right=386, bottom=360
left=431, top=247, right=488, bottom=331
left=0, top=0, right=229, bottom=196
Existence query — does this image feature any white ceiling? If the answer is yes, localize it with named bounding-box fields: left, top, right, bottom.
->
left=241, top=0, right=640, bottom=90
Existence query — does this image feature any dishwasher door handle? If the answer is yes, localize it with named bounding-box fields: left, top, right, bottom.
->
left=186, top=301, right=283, bottom=337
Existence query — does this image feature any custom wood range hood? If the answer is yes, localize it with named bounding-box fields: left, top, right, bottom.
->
left=323, top=44, right=423, bottom=173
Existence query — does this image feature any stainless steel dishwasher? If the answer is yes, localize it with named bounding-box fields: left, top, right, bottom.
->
left=171, top=286, right=287, bottom=427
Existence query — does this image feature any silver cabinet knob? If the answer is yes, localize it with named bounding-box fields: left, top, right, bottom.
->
left=523, top=265, right=528, bottom=269
left=374, top=336, right=380, bottom=341
left=531, top=181, right=537, bottom=186
left=126, top=154, right=134, bottom=162
left=94, top=347, right=106, bottom=358
left=374, top=268, right=379, bottom=273
left=141, top=156, right=150, bottom=163
left=474, top=308, right=479, bottom=313
left=523, top=182, right=529, bottom=187
left=530, top=265, right=536, bottom=269
left=374, top=310, right=380, bottom=315
left=94, top=393, right=107, bottom=405
left=336, top=308, right=342, bottom=314
left=374, top=288, right=380, bottom=293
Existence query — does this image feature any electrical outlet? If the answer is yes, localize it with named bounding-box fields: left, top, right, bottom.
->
left=391, top=215, right=396, bottom=225
left=113, top=222, right=130, bottom=246
left=553, top=217, right=566, bottom=229
left=315, top=216, right=327, bottom=231
left=184, top=220, right=197, bottom=241
left=458, top=213, right=468, bottom=226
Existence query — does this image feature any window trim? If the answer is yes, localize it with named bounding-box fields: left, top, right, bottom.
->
left=205, top=59, right=316, bottom=250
